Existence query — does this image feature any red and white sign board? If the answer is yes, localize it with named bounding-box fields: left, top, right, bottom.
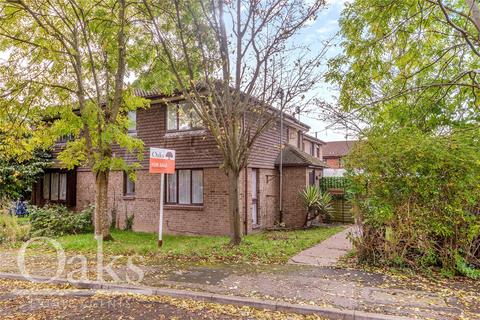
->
left=149, top=147, right=176, bottom=247
left=149, top=148, right=175, bottom=174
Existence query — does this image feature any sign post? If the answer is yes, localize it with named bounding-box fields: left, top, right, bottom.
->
left=149, top=147, right=176, bottom=247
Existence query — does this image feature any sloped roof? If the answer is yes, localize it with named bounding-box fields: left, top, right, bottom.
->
left=323, top=140, right=356, bottom=158
left=134, top=88, right=166, bottom=98
left=303, top=133, right=326, bottom=145
left=133, top=87, right=310, bottom=130
left=275, top=145, right=328, bottom=168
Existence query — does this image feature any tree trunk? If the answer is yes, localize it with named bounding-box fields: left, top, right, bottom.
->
left=94, top=170, right=112, bottom=241
left=304, top=210, right=310, bottom=228
left=228, top=168, right=242, bottom=245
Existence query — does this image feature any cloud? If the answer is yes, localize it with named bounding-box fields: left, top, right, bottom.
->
left=315, top=19, right=338, bottom=34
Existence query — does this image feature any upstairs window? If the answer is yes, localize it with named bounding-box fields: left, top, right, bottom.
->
left=127, top=111, right=137, bottom=135
left=167, top=103, right=202, bottom=131
left=166, top=169, right=203, bottom=205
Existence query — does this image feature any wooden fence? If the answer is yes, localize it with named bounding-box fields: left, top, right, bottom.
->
left=319, top=177, right=354, bottom=223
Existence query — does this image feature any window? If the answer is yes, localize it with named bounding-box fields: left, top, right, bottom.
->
left=252, top=169, right=259, bottom=226
left=124, top=172, right=135, bottom=196
left=128, top=111, right=137, bottom=134
left=308, top=169, right=315, bottom=186
left=43, top=173, right=50, bottom=199
left=178, top=170, right=191, bottom=204
left=167, top=103, right=202, bottom=131
left=43, top=172, right=67, bottom=202
left=166, top=169, right=203, bottom=205
left=59, top=173, right=67, bottom=201
left=310, top=143, right=315, bottom=156
left=166, top=171, right=177, bottom=203
left=58, top=134, right=74, bottom=144
left=51, top=173, right=59, bottom=200
left=192, top=170, right=203, bottom=204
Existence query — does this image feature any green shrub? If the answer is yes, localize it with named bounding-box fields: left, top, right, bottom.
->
left=299, top=186, right=333, bottom=226
left=0, top=214, right=30, bottom=244
left=29, top=205, right=93, bottom=237
left=347, top=127, right=480, bottom=277
left=126, top=214, right=134, bottom=231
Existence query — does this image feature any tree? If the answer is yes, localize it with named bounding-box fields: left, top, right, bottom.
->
left=141, top=0, right=328, bottom=244
left=0, top=150, right=51, bottom=202
left=325, top=0, right=480, bottom=275
left=0, top=76, right=46, bottom=161
left=326, top=0, right=480, bottom=130
left=0, top=0, right=161, bottom=240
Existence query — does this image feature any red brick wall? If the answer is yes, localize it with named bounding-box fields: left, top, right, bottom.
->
left=76, top=168, right=231, bottom=235
left=75, top=167, right=280, bottom=236
left=326, top=157, right=342, bottom=169
left=281, top=167, right=308, bottom=228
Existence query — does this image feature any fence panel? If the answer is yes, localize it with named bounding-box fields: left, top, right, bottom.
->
left=320, top=177, right=354, bottom=223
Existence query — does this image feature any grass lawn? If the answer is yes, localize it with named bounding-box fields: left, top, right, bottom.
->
left=49, top=226, right=345, bottom=264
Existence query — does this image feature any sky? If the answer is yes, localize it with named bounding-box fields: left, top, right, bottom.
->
left=295, top=0, right=350, bottom=142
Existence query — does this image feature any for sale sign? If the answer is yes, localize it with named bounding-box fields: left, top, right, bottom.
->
left=149, top=148, right=175, bottom=174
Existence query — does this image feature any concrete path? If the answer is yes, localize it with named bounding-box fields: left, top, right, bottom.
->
left=289, top=226, right=354, bottom=266
left=1, top=244, right=478, bottom=319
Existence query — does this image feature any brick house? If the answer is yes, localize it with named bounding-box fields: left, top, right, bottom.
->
left=322, top=140, right=356, bottom=169
left=31, top=92, right=328, bottom=235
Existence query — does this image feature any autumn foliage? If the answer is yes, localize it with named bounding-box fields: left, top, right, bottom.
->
left=346, top=128, right=480, bottom=277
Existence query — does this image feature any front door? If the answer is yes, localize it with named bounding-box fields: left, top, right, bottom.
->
left=252, top=169, right=259, bottom=226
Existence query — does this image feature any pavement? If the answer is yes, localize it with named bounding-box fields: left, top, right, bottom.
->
left=289, top=226, right=354, bottom=266
left=0, top=278, right=320, bottom=320
left=0, top=227, right=479, bottom=319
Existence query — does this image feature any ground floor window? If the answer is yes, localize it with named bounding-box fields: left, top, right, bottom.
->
left=308, top=169, right=316, bottom=186
left=123, top=172, right=135, bottom=196
left=252, top=168, right=259, bottom=226
left=43, top=172, right=67, bottom=201
left=166, top=169, right=203, bottom=205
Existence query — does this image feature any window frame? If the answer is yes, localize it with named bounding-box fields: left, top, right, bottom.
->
left=251, top=168, right=260, bottom=226
left=42, top=171, right=68, bottom=203
left=127, top=111, right=137, bottom=135
left=57, top=133, right=74, bottom=144
left=165, top=169, right=204, bottom=206
left=308, top=169, right=316, bottom=186
left=166, top=102, right=203, bottom=132
left=123, top=172, right=136, bottom=196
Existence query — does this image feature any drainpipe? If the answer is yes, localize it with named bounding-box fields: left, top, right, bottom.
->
left=244, top=168, right=248, bottom=235
left=243, top=113, right=248, bottom=235
left=278, top=89, right=284, bottom=224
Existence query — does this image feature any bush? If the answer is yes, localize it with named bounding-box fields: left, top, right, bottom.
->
left=0, top=214, right=30, bottom=244
left=299, top=186, right=333, bottom=226
left=347, top=127, right=480, bottom=277
left=29, top=205, right=93, bottom=237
